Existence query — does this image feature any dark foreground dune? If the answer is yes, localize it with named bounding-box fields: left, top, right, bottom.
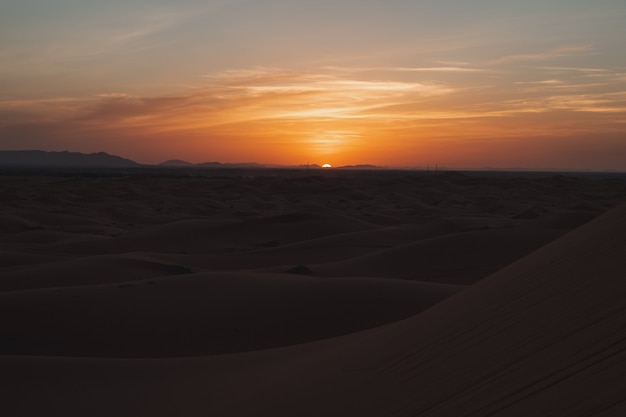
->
left=1, top=169, right=625, bottom=416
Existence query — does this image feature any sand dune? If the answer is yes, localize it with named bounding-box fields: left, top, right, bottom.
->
left=311, top=227, right=564, bottom=284
left=3, top=201, right=624, bottom=417
left=149, top=217, right=483, bottom=271
left=0, top=272, right=461, bottom=357
left=0, top=250, right=63, bottom=268
left=0, top=254, right=194, bottom=292
left=1, top=170, right=625, bottom=416
left=156, top=227, right=563, bottom=281
left=149, top=218, right=559, bottom=274
left=105, top=210, right=377, bottom=253
left=41, top=210, right=377, bottom=256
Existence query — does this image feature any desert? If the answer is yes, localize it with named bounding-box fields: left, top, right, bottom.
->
left=3, top=0, right=626, bottom=414
left=1, top=166, right=626, bottom=416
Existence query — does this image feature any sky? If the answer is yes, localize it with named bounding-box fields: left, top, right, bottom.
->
left=1, top=0, right=625, bottom=169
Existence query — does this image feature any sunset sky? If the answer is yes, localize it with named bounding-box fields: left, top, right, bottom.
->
left=1, top=0, right=625, bottom=169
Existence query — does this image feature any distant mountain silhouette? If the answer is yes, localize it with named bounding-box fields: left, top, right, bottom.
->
left=160, top=161, right=385, bottom=170
left=159, top=159, right=194, bottom=167
left=0, top=150, right=140, bottom=168
left=337, top=164, right=383, bottom=170
left=195, top=161, right=266, bottom=169
left=0, top=150, right=389, bottom=171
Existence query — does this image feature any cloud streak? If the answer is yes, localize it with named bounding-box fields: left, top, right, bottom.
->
left=1, top=62, right=625, bottom=168
left=492, top=44, right=595, bottom=64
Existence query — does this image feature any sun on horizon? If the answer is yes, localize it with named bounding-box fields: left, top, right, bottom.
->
left=322, top=163, right=332, bottom=168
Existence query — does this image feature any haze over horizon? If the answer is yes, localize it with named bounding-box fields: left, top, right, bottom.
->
left=1, top=0, right=625, bottom=170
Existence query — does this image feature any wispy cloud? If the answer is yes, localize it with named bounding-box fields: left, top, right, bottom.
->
left=536, top=66, right=611, bottom=74
left=110, top=10, right=192, bottom=44
left=2, top=62, right=625, bottom=166
left=323, top=65, right=488, bottom=73
left=492, top=44, right=595, bottom=64
left=513, top=79, right=564, bottom=85
left=1, top=7, right=204, bottom=69
left=3, top=63, right=624, bottom=129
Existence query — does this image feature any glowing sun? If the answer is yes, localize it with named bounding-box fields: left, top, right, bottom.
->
left=322, top=163, right=332, bottom=168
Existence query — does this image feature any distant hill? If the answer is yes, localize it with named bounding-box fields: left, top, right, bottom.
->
left=0, top=150, right=140, bottom=168
left=159, top=159, right=194, bottom=167
left=195, top=161, right=266, bottom=169
left=337, top=164, right=383, bottom=170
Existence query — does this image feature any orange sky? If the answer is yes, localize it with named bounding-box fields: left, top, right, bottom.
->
left=1, top=1, right=625, bottom=170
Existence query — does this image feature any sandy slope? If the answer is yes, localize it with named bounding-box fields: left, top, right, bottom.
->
left=310, top=227, right=563, bottom=284
left=0, top=254, right=195, bottom=291
left=0, top=272, right=461, bottom=357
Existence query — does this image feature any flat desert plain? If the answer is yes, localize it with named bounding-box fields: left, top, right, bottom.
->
left=1, top=168, right=626, bottom=416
